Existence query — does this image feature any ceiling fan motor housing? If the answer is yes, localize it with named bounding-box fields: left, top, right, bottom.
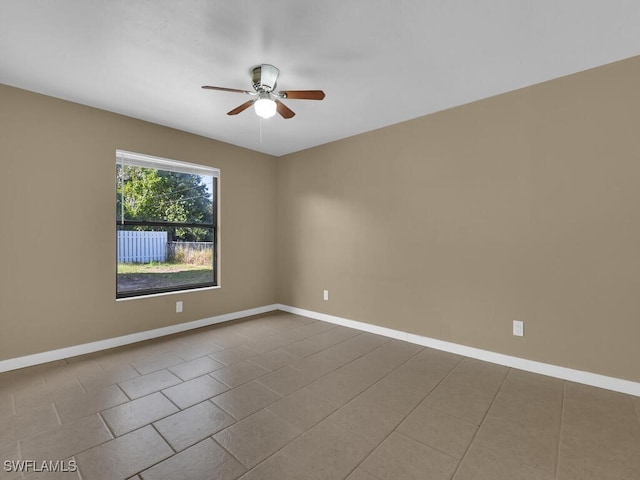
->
left=252, top=64, right=279, bottom=92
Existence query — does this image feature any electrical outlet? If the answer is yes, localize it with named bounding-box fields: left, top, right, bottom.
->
left=513, top=320, right=524, bottom=337
left=176, top=301, right=183, bottom=313
left=323, top=290, right=329, bottom=301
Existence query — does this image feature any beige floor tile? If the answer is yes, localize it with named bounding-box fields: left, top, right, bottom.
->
left=231, top=320, right=281, bottom=340
left=453, top=445, right=550, bottom=480
left=290, top=352, right=343, bottom=380
left=0, top=394, right=14, bottom=421
left=210, top=361, right=270, bottom=388
left=310, top=326, right=363, bottom=347
left=446, top=358, right=508, bottom=393
left=385, top=348, right=461, bottom=390
left=499, top=369, right=565, bottom=406
left=5, top=312, right=640, bottom=480
left=247, top=349, right=301, bottom=371
left=129, top=352, right=184, bottom=376
left=474, top=415, right=558, bottom=474
left=1, top=403, right=59, bottom=448
left=280, top=421, right=375, bottom=480
left=207, top=333, right=252, bottom=351
left=282, top=338, right=329, bottom=358
left=361, top=432, right=458, bottom=480
left=565, top=381, right=636, bottom=412
left=168, top=356, right=224, bottom=381
left=559, top=394, right=640, bottom=479
left=101, top=392, right=178, bottom=436
left=287, top=326, right=335, bottom=346
left=0, top=442, right=21, bottom=480
left=85, top=346, right=139, bottom=369
left=153, top=400, right=235, bottom=451
left=304, top=371, right=375, bottom=406
left=39, top=359, right=102, bottom=386
left=55, top=384, right=129, bottom=424
left=213, top=409, right=302, bottom=468
left=78, top=364, right=140, bottom=392
left=0, top=368, right=45, bottom=395
left=423, top=380, right=498, bottom=425
left=20, top=457, right=81, bottom=480
left=211, top=381, right=281, bottom=420
left=345, top=469, right=381, bottom=480
left=326, top=395, right=404, bottom=445
left=336, top=356, right=391, bottom=386
left=7, top=361, right=66, bottom=377
left=255, top=366, right=313, bottom=396
left=243, top=335, right=290, bottom=355
left=558, top=421, right=640, bottom=479
left=562, top=397, right=640, bottom=434
left=209, top=345, right=257, bottom=366
left=75, top=426, right=172, bottom=480
left=358, top=376, right=430, bottom=415
left=276, top=326, right=321, bottom=345
left=171, top=340, right=222, bottom=362
left=260, top=313, right=315, bottom=330
left=14, top=380, right=85, bottom=414
left=398, top=403, right=477, bottom=459
left=23, top=465, right=81, bottom=480
left=360, top=339, right=423, bottom=370
left=288, top=320, right=336, bottom=338
left=118, top=369, right=181, bottom=399
left=148, top=337, right=184, bottom=352
left=557, top=455, right=639, bottom=480
left=238, top=451, right=317, bottom=480
left=140, top=438, right=246, bottom=480
left=21, top=414, right=112, bottom=463
left=267, top=386, right=339, bottom=431
left=321, top=333, right=387, bottom=364
left=488, top=393, right=562, bottom=431
left=161, top=374, right=228, bottom=409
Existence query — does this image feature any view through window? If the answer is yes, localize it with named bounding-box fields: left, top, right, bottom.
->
left=116, top=150, right=218, bottom=298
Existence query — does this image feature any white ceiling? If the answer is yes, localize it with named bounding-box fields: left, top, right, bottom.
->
left=1, top=1, right=640, bottom=157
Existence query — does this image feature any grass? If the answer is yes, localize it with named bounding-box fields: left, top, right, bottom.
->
left=117, top=245, right=214, bottom=293
left=117, top=261, right=214, bottom=292
left=171, top=247, right=212, bottom=266
left=117, top=262, right=210, bottom=274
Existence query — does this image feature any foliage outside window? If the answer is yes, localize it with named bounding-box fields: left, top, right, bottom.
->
left=116, top=150, right=218, bottom=298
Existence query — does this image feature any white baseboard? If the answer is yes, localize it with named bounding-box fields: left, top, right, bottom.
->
left=0, top=304, right=279, bottom=373
left=278, top=304, right=640, bottom=397
left=4, top=302, right=639, bottom=398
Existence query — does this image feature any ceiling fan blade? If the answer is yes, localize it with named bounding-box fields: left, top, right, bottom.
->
left=202, top=86, right=252, bottom=95
left=279, top=90, right=325, bottom=100
left=227, top=100, right=255, bottom=116
left=275, top=100, right=295, bottom=119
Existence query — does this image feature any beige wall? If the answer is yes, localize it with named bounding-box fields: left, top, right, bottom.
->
left=277, top=56, right=640, bottom=383
left=0, top=84, right=277, bottom=360
left=3, top=56, right=640, bottom=383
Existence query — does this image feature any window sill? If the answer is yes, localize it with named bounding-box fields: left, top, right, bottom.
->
left=116, top=285, right=221, bottom=302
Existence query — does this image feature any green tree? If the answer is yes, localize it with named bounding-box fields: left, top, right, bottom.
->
left=116, top=165, right=214, bottom=241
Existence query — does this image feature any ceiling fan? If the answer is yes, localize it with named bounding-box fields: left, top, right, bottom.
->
left=202, top=64, right=325, bottom=119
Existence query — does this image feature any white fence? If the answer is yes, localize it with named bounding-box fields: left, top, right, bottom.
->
left=117, top=231, right=167, bottom=263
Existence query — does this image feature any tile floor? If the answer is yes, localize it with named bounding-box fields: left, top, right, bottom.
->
left=1, top=311, right=639, bottom=480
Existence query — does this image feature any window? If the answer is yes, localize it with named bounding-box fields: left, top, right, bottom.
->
left=116, top=150, right=219, bottom=298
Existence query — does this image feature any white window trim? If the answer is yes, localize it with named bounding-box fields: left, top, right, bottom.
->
left=116, top=150, right=220, bottom=178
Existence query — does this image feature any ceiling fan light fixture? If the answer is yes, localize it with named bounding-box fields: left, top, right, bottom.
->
left=202, top=64, right=324, bottom=120
left=254, top=94, right=276, bottom=119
